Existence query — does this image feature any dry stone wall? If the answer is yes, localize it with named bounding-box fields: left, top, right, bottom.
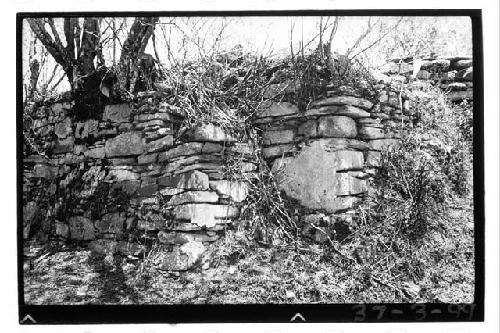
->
left=377, top=55, right=473, bottom=103
left=23, top=93, right=255, bottom=271
left=23, top=53, right=472, bottom=268
left=254, top=84, right=408, bottom=242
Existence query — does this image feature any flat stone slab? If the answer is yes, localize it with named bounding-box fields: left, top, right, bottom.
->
left=159, top=170, right=210, bottom=190
left=68, top=216, right=95, bottom=240
left=256, top=102, right=299, bottom=118
left=168, top=191, right=219, bottom=205
left=263, top=129, right=295, bottom=145
left=209, top=180, right=249, bottom=202
left=186, top=123, right=236, bottom=143
left=311, top=96, right=374, bottom=110
left=173, top=204, right=239, bottom=228
left=103, top=104, right=131, bottom=123
left=305, top=105, right=371, bottom=119
left=159, top=241, right=205, bottom=271
left=271, top=140, right=365, bottom=213
left=105, top=132, right=145, bottom=157
left=262, top=144, right=297, bottom=159
left=317, top=116, right=357, bottom=138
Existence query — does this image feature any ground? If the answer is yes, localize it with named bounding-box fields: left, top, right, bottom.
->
left=23, top=197, right=474, bottom=305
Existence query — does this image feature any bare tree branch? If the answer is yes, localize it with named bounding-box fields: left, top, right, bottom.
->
left=349, top=17, right=404, bottom=60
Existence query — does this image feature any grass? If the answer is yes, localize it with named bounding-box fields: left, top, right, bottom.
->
left=23, top=194, right=473, bottom=304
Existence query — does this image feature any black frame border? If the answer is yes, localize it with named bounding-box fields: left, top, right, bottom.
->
left=17, top=9, right=484, bottom=324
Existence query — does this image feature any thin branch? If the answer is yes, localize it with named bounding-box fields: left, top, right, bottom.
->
left=349, top=17, right=404, bottom=60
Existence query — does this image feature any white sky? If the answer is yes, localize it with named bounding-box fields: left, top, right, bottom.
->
left=22, top=16, right=472, bottom=93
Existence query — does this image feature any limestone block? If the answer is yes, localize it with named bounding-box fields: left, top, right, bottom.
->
left=158, top=170, right=209, bottom=190
left=135, top=113, right=172, bottom=122
left=108, top=169, right=139, bottom=181
left=136, top=119, right=165, bottom=129
left=209, top=180, right=249, bottom=202
left=54, top=221, right=69, bottom=238
left=226, top=142, right=255, bottom=155
left=297, top=120, right=318, bottom=138
left=173, top=204, right=239, bottom=227
left=202, top=142, right=224, bottom=154
left=305, top=105, right=371, bottom=119
left=84, top=147, right=105, bottom=159
left=53, top=137, right=75, bottom=154
left=446, top=82, right=468, bottom=91
left=137, top=183, right=159, bottom=197
left=368, top=139, right=400, bottom=151
left=146, top=135, right=174, bottom=153
left=416, top=70, right=431, bottom=80
left=114, top=180, right=140, bottom=195
left=33, top=164, right=58, bottom=180
left=451, top=59, right=472, bottom=70
left=317, top=116, right=357, bottom=138
left=105, top=132, right=145, bottom=157
left=256, top=101, right=299, bottom=118
left=158, top=142, right=204, bottom=162
left=358, top=126, right=386, bottom=140
left=447, top=90, right=473, bottom=102
left=271, top=141, right=364, bottom=213
left=159, top=241, right=205, bottom=271
left=262, top=144, right=297, bottom=159
left=168, top=191, right=219, bottom=205
left=311, top=96, right=373, bottom=110
left=95, top=212, right=126, bottom=236
left=51, top=102, right=72, bottom=115
left=159, top=187, right=184, bottom=196
left=456, top=67, right=473, bottom=81
left=103, top=104, right=131, bottom=123
left=158, top=231, right=218, bottom=245
left=314, top=138, right=370, bottom=152
left=442, top=71, right=456, bottom=81
left=166, top=162, right=225, bottom=176
left=186, top=123, right=236, bottom=143
left=138, top=153, right=158, bottom=165
left=263, top=129, right=295, bottom=145
left=358, top=117, right=382, bottom=125
left=335, top=173, right=367, bottom=196
left=54, top=117, right=72, bottom=138
left=420, top=59, right=450, bottom=71
left=68, top=216, right=95, bottom=240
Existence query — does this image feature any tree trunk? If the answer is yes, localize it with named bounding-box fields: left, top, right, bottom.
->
left=118, top=17, right=159, bottom=92
left=27, top=16, right=158, bottom=97
left=27, top=17, right=102, bottom=90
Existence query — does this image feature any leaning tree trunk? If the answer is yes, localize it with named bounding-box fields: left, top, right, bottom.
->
left=118, top=17, right=159, bottom=93
left=27, top=17, right=102, bottom=91
left=27, top=16, right=159, bottom=102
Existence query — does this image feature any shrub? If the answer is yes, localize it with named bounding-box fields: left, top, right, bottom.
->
left=406, top=83, right=473, bottom=196
left=238, top=150, right=300, bottom=246
left=355, top=81, right=472, bottom=243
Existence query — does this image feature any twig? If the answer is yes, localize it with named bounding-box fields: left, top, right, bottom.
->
left=310, top=223, right=356, bottom=263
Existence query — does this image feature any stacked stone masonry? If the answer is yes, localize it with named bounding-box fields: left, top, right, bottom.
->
left=23, top=53, right=473, bottom=268
left=377, top=55, right=473, bottom=103
left=254, top=91, right=406, bottom=242
left=24, top=95, right=255, bottom=271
